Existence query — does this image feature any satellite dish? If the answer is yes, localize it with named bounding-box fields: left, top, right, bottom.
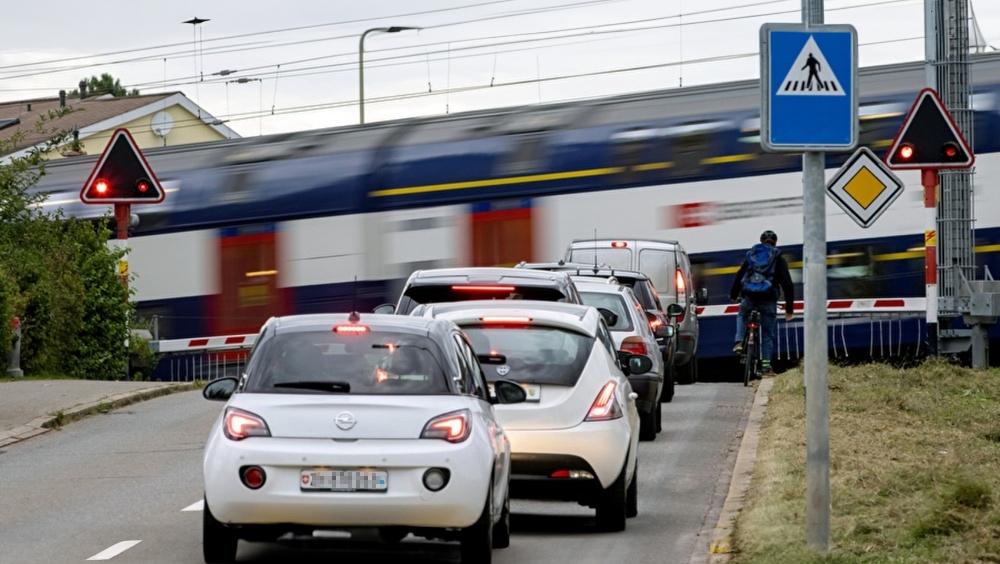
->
left=151, top=111, right=174, bottom=137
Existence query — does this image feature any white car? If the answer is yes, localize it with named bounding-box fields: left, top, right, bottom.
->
left=422, top=301, right=647, bottom=531
left=200, top=313, right=526, bottom=563
left=571, top=278, right=666, bottom=441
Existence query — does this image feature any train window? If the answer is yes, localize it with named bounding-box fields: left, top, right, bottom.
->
left=611, top=127, right=659, bottom=168
left=661, top=120, right=727, bottom=178
left=498, top=132, right=549, bottom=176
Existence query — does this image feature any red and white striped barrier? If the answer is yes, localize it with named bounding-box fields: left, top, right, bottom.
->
left=153, top=333, right=258, bottom=354
left=696, top=297, right=926, bottom=318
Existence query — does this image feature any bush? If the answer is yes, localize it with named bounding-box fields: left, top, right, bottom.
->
left=0, top=111, right=132, bottom=379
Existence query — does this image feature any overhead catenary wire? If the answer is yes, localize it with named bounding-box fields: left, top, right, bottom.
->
left=121, top=0, right=918, bottom=93
left=70, top=34, right=922, bottom=144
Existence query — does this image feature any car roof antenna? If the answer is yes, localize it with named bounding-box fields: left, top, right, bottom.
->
left=348, top=275, right=361, bottom=323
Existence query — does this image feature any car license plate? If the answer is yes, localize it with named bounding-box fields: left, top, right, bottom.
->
left=300, top=469, right=388, bottom=492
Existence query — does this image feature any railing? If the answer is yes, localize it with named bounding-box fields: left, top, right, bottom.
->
left=150, top=334, right=257, bottom=382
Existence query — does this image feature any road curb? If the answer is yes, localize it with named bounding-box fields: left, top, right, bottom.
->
left=706, top=377, right=775, bottom=562
left=0, top=382, right=202, bottom=448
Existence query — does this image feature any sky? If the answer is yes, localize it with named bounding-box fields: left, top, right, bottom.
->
left=2, top=0, right=998, bottom=138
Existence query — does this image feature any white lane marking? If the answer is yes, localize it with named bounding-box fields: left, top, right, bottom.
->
left=181, top=499, right=204, bottom=512
left=86, top=540, right=142, bottom=560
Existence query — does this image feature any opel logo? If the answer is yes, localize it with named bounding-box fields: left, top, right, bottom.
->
left=335, top=411, right=357, bottom=430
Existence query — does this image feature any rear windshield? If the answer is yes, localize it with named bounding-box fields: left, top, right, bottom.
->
left=246, top=330, right=450, bottom=395
left=462, top=326, right=594, bottom=386
left=579, top=292, right=635, bottom=331
left=567, top=247, right=631, bottom=269
left=399, top=284, right=568, bottom=314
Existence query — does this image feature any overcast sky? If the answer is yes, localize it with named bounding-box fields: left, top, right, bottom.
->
left=2, top=0, right=998, bottom=137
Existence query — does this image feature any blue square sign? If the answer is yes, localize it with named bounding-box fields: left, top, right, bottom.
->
left=760, top=23, right=858, bottom=152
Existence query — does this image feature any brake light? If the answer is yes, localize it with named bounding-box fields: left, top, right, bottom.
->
left=648, top=314, right=663, bottom=331
left=421, top=409, right=472, bottom=443
left=480, top=316, right=532, bottom=325
left=585, top=381, right=622, bottom=421
left=451, top=285, right=516, bottom=292
left=334, top=325, right=369, bottom=334
left=611, top=241, right=628, bottom=248
left=675, top=269, right=686, bottom=292
left=620, top=336, right=647, bottom=356
left=224, top=407, right=271, bottom=441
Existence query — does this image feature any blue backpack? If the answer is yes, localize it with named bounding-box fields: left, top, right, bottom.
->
left=741, top=243, right=780, bottom=297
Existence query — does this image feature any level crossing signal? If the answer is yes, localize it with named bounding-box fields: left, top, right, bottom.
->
left=885, top=88, right=974, bottom=170
left=80, top=128, right=165, bottom=203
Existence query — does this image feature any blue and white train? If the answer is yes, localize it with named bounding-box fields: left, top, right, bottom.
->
left=30, top=53, right=1000, bottom=361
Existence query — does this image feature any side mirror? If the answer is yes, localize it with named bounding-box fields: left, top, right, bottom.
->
left=203, top=377, right=238, bottom=401
left=661, top=324, right=676, bottom=339
left=491, top=379, right=527, bottom=404
left=696, top=288, right=709, bottom=306
left=597, top=307, right=619, bottom=327
left=618, top=353, right=653, bottom=375
left=666, top=303, right=685, bottom=319
left=477, top=352, right=508, bottom=365
left=373, top=303, right=396, bottom=315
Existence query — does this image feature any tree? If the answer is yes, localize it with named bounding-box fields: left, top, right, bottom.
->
left=70, top=73, right=140, bottom=98
left=0, top=110, right=132, bottom=378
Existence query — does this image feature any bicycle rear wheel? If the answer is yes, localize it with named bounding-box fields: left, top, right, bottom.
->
left=743, top=336, right=754, bottom=387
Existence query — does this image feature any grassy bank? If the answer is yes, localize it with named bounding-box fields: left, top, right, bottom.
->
left=733, top=362, right=1000, bottom=563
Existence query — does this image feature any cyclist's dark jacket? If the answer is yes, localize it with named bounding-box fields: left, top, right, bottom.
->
left=729, top=250, right=795, bottom=312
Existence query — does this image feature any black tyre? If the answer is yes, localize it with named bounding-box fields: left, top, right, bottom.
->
left=492, top=489, right=511, bottom=549
left=663, top=372, right=675, bottom=404
left=379, top=527, right=409, bottom=544
left=639, top=408, right=657, bottom=441
left=460, top=489, right=493, bottom=564
left=678, top=356, right=699, bottom=384
left=655, top=401, right=662, bottom=433
left=596, top=461, right=628, bottom=532
left=203, top=503, right=238, bottom=564
left=626, top=459, right=638, bottom=518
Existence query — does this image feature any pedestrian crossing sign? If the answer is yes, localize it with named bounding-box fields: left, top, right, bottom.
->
left=826, top=147, right=904, bottom=229
left=761, top=23, right=858, bottom=151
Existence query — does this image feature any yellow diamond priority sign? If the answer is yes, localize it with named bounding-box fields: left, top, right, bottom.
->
left=826, top=147, right=904, bottom=228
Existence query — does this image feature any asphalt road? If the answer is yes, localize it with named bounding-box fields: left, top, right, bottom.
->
left=0, top=382, right=752, bottom=564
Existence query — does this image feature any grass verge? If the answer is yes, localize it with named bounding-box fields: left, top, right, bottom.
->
left=732, top=361, right=1000, bottom=564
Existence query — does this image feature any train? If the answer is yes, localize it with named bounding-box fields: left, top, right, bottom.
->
left=28, top=52, right=1000, bottom=362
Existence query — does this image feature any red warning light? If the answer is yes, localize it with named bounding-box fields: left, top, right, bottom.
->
left=136, top=179, right=150, bottom=193
left=899, top=144, right=914, bottom=160
left=943, top=143, right=958, bottom=158
left=94, top=179, right=110, bottom=195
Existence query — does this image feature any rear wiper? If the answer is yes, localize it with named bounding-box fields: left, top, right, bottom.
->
left=273, top=381, right=351, bottom=393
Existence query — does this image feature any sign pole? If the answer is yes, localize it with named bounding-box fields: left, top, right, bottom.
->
left=922, top=169, right=938, bottom=353
left=802, top=0, right=830, bottom=553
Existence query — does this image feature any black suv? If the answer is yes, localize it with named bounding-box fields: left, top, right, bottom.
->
left=377, top=267, right=583, bottom=315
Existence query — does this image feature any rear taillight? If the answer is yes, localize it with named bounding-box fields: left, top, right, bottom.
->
left=452, top=285, right=515, bottom=292
left=620, top=336, right=648, bottom=356
left=224, top=407, right=271, bottom=441
left=421, top=409, right=472, bottom=443
left=334, top=324, right=369, bottom=334
left=480, top=316, right=532, bottom=325
left=675, top=269, right=686, bottom=293
left=585, top=381, right=622, bottom=422
left=611, top=241, right=628, bottom=248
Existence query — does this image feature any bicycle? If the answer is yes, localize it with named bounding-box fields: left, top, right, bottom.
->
left=741, top=309, right=762, bottom=387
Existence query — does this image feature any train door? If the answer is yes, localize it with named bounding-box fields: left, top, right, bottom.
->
left=214, top=224, right=286, bottom=335
left=470, top=200, right=534, bottom=267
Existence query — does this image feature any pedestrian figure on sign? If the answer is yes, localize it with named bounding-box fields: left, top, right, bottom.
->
left=802, top=53, right=823, bottom=91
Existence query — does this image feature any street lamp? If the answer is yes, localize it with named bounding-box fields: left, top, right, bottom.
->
left=359, top=26, right=421, bottom=124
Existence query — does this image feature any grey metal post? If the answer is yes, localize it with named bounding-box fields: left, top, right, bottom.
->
left=359, top=26, right=421, bottom=125
left=6, top=320, right=23, bottom=378
left=802, top=0, right=830, bottom=552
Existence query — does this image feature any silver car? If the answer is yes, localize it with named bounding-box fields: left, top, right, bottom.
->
left=572, top=278, right=664, bottom=441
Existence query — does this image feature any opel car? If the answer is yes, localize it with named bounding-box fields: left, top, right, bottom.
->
left=200, top=313, right=526, bottom=563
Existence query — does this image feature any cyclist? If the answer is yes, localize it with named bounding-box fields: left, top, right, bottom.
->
left=730, top=230, right=795, bottom=375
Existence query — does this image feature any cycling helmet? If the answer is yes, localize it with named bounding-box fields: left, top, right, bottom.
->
left=760, top=230, right=778, bottom=245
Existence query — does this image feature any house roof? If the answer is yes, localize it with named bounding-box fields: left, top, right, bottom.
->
left=0, top=91, right=238, bottom=156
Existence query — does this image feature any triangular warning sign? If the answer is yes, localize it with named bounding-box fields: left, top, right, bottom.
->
left=885, top=88, right=974, bottom=170
left=80, top=128, right=165, bottom=204
left=776, top=36, right=846, bottom=97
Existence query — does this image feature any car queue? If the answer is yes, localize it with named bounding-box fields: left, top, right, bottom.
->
left=199, top=239, right=703, bottom=563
